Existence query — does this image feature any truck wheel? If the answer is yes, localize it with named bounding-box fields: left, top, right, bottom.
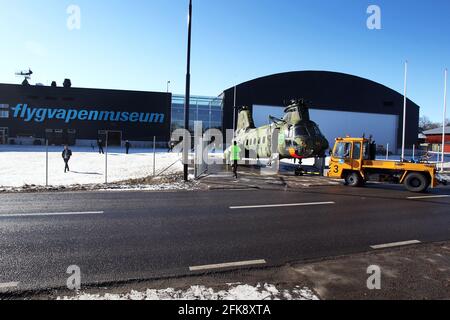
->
left=404, top=172, right=429, bottom=193
left=344, top=172, right=363, bottom=187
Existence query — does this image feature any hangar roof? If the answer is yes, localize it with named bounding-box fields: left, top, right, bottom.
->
left=223, top=70, right=420, bottom=116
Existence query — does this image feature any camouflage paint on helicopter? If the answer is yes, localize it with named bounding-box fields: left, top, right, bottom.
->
left=226, top=99, right=329, bottom=161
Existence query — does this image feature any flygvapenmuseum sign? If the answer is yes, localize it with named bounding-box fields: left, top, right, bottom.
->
left=0, top=83, right=172, bottom=141
left=11, top=104, right=166, bottom=125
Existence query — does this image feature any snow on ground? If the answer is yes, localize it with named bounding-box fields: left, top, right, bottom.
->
left=58, top=283, right=319, bottom=300
left=1, top=145, right=448, bottom=189
left=0, top=145, right=183, bottom=188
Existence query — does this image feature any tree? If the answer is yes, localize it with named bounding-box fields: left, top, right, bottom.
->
left=418, top=116, right=449, bottom=132
left=419, top=116, right=439, bottom=132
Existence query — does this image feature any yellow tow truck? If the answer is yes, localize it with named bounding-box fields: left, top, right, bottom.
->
left=328, top=137, right=447, bottom=192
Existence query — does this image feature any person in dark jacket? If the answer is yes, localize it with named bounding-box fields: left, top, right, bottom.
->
left=125, top=140, right=131, bottom=154
left=62, top=145, right=72, bottom=173
left=97, top=139, right=104, bottom=154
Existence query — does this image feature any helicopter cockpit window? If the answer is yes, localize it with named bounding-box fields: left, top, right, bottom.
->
left=309, top=125, right=321, bottom=135
left=295, top=126, right=308, bottom=136
left=286, top=126, right=294, bottom=139
left=333, top=142, right=352, bottom=159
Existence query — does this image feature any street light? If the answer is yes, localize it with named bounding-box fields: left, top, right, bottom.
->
left=183, top=0, right=193, bottom=182
left=166, top=80, right=171, bottom=93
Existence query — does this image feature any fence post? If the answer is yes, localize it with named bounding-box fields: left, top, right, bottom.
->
left=153, top=136, right=156, bottom=177
left=46, top=139, right=49, bottom=187
left=437, top=145, right=440, bottom=163
left=105, top=131, right=108, bottom=184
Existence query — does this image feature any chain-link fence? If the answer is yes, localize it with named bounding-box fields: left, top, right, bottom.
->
left=0, top=137, right=184, bottom=189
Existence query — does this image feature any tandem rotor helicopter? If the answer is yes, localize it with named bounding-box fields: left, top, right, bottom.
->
left=226, top=99, right=329, bottom=175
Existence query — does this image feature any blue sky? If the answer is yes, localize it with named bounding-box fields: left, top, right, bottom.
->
left=0, top=0, right=448, bottom=121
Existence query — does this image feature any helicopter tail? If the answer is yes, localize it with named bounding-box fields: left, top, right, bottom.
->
left=236, top=107, right=255, bottom=131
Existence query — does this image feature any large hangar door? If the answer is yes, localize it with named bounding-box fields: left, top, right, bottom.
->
left=253, top=105, right=398, bottom=152
left=309, top=109, right=398, bottom=152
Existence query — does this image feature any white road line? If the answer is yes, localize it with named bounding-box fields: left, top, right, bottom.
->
left=0, top=211, right=104, bottom=218
left=0, top=282, right=19, bottom=289
left=407, top=195, right=450, bottom=200
left=189, top=259, right=267, bottom=272
left=371, top=240, right=421, bottom=250
left=229, top=202, right=335, bottom=210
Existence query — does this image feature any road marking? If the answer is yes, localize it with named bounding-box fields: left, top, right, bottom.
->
left=0, top=282, right=19, bottom=289
left=229, top=202, right=335, bottom=210
left=371, top=240, right=421, bottom=250
left=189, top=259, right=267, bottom=272
left=407, top=195, right=450, bottom=200
left=0, top=211, right=104, bottom=218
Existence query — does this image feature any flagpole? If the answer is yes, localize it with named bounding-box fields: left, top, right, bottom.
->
left=401, top=61, right=408, bottom=161
left=442, top=68, right=448, bottom=172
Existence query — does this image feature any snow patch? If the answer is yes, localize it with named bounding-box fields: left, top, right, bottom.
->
left=58, top=283, right=319, bottom=300
left=0, top=146, right=184, bottom=188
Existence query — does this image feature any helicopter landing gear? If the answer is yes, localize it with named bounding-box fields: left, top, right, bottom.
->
left=295, top=167, right=304, bottom=176
left=294, top=159, right=304, bottom=176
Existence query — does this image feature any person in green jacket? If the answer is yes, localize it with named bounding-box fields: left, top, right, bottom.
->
left=230, top=141, right=241, bottom=179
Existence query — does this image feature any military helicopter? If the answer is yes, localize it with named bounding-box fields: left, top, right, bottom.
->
left=226, top=99, right=329, bottom=174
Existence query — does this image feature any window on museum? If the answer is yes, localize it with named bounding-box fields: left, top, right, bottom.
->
left=0, top=104, right=9, bottom=118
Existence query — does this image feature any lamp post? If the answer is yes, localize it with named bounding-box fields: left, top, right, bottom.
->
left=166, top=81, right=171, bottom=93
left=183, top=0, right=193, bottom=181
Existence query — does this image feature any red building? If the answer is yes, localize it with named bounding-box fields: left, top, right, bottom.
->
left=423, top=126, right=450, bottom=152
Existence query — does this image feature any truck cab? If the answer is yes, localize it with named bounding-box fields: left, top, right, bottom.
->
left=328, top=137, right=440, bottom=192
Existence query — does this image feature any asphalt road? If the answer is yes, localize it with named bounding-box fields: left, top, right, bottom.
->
left=0, top=183, right=449, bottom=292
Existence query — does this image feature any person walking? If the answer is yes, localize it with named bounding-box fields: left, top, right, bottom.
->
left=125, top=140, right=131, bottom=154
left=97, top=139, right=104, bottom=154
left=230, top=141, right=241, bottom=179
left=62, top=145, right=72, bottom=173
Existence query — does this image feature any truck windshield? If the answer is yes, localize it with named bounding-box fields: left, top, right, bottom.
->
left=333, top=142, right=352, bottom=159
